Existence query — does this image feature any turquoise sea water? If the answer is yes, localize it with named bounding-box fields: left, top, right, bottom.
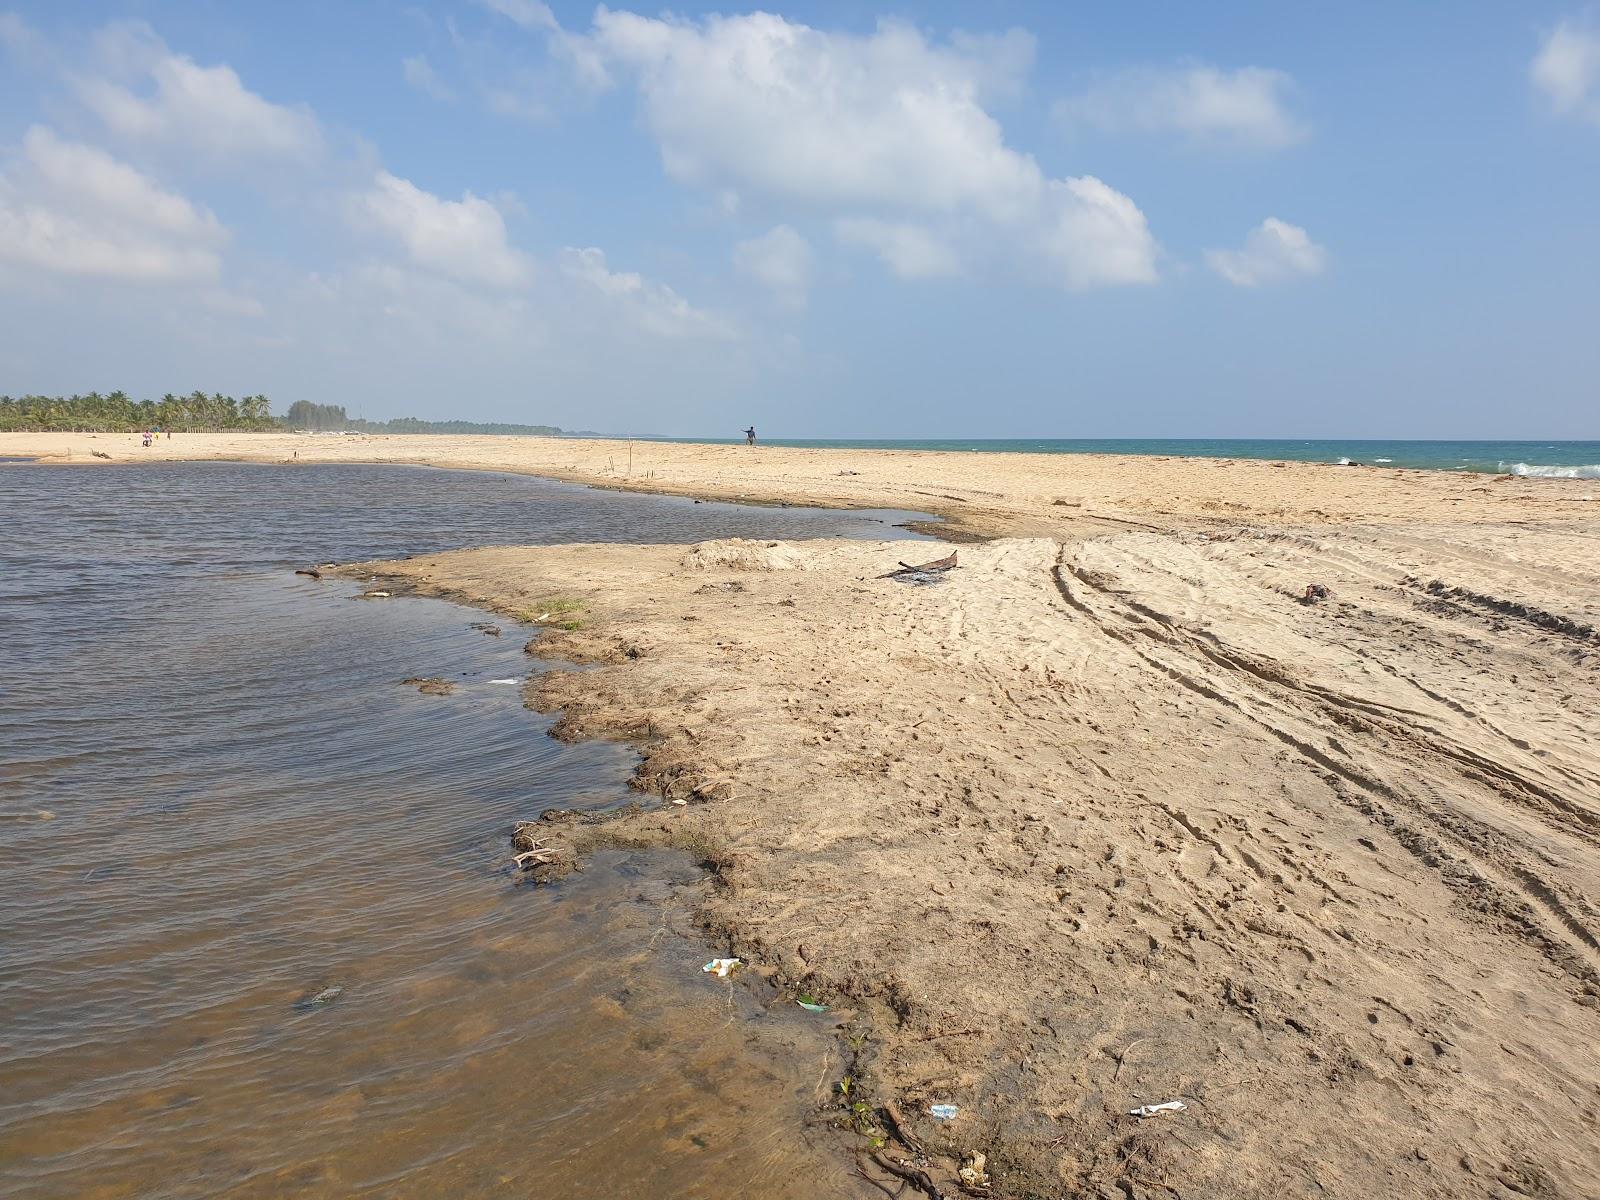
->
left=632, top=438, right=1600, bottom=478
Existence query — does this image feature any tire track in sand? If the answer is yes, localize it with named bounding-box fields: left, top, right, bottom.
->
left=1051, top=542, right=1600, bottom=986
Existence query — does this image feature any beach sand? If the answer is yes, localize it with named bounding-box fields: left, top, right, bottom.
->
left=13, top=431, right=1600, bottom=1198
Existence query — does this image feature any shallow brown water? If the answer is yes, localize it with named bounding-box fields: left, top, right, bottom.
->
left=0, top=463, right=924, bottom=1198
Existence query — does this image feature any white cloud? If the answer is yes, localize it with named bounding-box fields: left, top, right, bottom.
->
left=75, top=23, right=322, bottom=162
left=1055, top=63, right=1305, bottom=149
left=479, top=0, right=557, bottom=32
left=23, top=126, right=218, bottom=238
left=200, top=287, right=266, bottom=317
left=584, top=11, right=1157, bottom=290
left=1532, top=21, right=1600, bottom=123
left=733, top=225, right=814, bottom=306
left=403, top=55, right=456, bottom=102
left=833, top=218, right=960, bottom=280
left=0, top=10, right=45, bottom=58
left=354, top=171, right=532, bottom=289
left=485, top=87, right=551, bottom=125
left=0, top=126, right=224, bottom=282
left=0, top=19, right=776, bottom=422
left=590, top=13, right=1030, bottom=218
left=561, top=247, right=733, bottom=339
left=1205, top=218, right=1326, bottom=287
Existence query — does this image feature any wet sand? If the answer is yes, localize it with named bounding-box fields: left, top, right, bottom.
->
left=12, top=432, right=1600, bottom=1198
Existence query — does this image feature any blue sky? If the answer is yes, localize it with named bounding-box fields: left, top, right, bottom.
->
left=1, top=1, right=1596, bottom=437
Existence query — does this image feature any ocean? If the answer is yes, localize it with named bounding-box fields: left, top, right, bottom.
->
left=630, top=437, right=1600, bottom=478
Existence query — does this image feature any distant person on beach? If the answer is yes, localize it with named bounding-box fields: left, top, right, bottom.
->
left=743, top=426, right=756, bottom=446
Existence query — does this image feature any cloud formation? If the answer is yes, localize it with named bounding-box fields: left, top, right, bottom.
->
left=479, top=0, right=558, bottom=33
left=833, top=218, right=961, bottom=280
left=353, top=171, right=532, bottom=289
left=1205, top=218, right=1326, bottom=287
left=584, top=11, right=1157, bottom=290
left=75, top=23, right=322, bottom=162
left=733, top=225, right=815, bottom=306
left=0, top=10, right=44, bottom=57
left=561, top=247, right=733, bottom=339
left=0, top=126, right=224, bottom=281
left=1532, top=20, right=1600, bottom=123
left=1055, top=63, right=1305, bottom=149
left=403, top=55, right=456, bottom=102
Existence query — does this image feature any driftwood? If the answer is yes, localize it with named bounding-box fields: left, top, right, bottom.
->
left=511, top=821, right=565, bottom=869
left=868, top=1151, right=946, bottom=1200
left=882, top=551, right=958, bottom=580
left=902, top=551, right=957, bottom=573
left=513, top=845, right=559, bottom=868
left=90, top=451, right=112, bottom=460
left=295, top=568, right=322, bottom=579
left=881, top=1101, right=928, bottom=1158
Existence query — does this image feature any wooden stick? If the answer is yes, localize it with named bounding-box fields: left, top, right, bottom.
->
left=870, top=1151, right=945, bottom=1200
left=881, top=1100, right=927, bottom=1158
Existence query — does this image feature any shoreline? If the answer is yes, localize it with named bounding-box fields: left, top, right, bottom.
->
left=337, top=528, right=1600, bottom=1197
left=4, top=431, right=1597, bottom=545
left=18, top=434, right=1600, bottom=1197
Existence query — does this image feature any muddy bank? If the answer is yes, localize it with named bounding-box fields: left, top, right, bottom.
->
left=339, top=522, right=1600, bottom=1199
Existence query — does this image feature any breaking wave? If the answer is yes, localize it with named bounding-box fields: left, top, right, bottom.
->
left=1500, top=462, right=1600, bottom=479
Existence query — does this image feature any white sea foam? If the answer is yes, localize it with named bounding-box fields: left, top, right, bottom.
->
left=1374, top=457, right=1393, bottom=463
left=1500, top=461, right=1600, bottom=479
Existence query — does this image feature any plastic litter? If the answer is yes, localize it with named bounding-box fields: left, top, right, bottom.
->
left=488, top=678, right=518, bottom=685
left=295, top=986, right=343, bottom=1012
left=702, top=957, right=741, bottom=978
left=796, top=995, right=829, bottom=1013
left=929, top=1104, right=959, bottom=1121
left=1128, top=1100, right=1187, bottom=1118
left=362, top=590, right=392, bottom=599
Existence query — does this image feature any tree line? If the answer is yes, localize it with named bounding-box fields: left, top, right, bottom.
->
left=1, top=391, right=274, bottom=432
left=0, top=393, right=572, bottom=436
left=281, top=400, right=565, bottom=436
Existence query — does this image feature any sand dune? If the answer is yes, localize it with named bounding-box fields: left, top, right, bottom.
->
left=12, top=431, right=1600, bottom=1197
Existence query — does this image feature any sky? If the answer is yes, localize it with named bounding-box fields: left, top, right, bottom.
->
left=0, top=1, right=1596, bottom=438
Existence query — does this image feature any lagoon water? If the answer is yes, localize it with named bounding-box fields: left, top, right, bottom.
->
left=0, top=463, right=925, bottom=1198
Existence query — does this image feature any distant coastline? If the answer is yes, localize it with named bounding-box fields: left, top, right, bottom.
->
left=604, top=436, right=1600, bottom=477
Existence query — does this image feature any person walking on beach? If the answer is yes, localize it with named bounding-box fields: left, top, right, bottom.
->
left=743, top=426, right=756, bottom=446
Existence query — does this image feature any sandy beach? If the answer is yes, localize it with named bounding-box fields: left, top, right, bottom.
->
left=6, top=429, right=1596, bottom=536
left=12, top=431, right=1600, bottom=1198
